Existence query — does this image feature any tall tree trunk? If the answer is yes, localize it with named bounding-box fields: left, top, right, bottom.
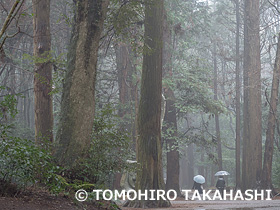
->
left=26, top=90, right=31, bottom=128
left=116, top=43, right=132, bottom=121
left=179, top=152, right=187, bottom=189
left=211, top=159, right=216, bottom=187
left=54, top=0, right=109, bottom=167
left=162, top=8, right=180, bottom=195
left=164, top=88, right=180, bottom=195
left=33, top=0, right=53, bottom=143
left=113, top=42, right=133, bottom=189
left=213, top=43, right=223, bottom=170
left=187, top=143, right=195, bottom=188
left=235, top=0, right=241, bottom=190
left=124, top=0, right=170, bottom=207
left=242, top=0, right=262, bottom=191
left=198, top=151, right=204, bottom=175
left=262, top=33, right=280, bottom=190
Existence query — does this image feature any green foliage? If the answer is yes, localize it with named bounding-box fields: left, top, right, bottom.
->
left=1, top=86, right=18, bottom=139
left=0, top=136, right=61, bottom=192
left=23, top=51, right=53, bottom=64
left=161, top=0, right=225, bottom=116
left=23, top=51, right=66, bottom=96
left=65, top=104, right=132, bottom=185
left=108, top=0, right=143, bottom=38
left=106, top=0, right=144, bottom=53
left=0, top=86, right=18, bottom=121
left=0, top=88, right=64, bottom=195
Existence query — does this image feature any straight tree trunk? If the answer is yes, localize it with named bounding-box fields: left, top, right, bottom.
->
left=33, top=0, right=53, bottom=143
left=54, top=0, right=109, bottom=167
left=262, top=33, right=280, bottom=190
left=162, top=8, right=180, bottom=195
left=116, top=43, right=132, bottom=120
left=113, top=42, right=133, bottom=189
left=164, top=88, right=180, bottom=195
left=242, top=0, right=262, bottom=191
left=198, top=151, right=204, bottom=175
left=213, top=43, right=223, bottom=170
left=124, top=0, right=170, bottom=207
left=187, top=143, right=195, bottom=188
left=235, top=0, right=241, bottom=190
left=179, top=153, right=187, bottom=188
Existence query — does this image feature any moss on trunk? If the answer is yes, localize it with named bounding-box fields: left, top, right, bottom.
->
left=54, top=0, right=109, bottom=167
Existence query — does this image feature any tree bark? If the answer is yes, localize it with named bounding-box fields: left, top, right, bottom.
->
left=198, top=150, right=204, bottom=175
left=33, top=0, right=53, bottom=143
left=213, top=42, right=223, bottom=170
left=262, top=33, right=280, bottom=190
left=235, top=0, right=241, bottom=190
left=164, top=88, right=180, bottom=195
left=242, top=0, right=262, bottom=191
left=124, top=0, right=170, bottom=207
left=54, top=0, right=109, bottom=167
left=113, top=42, right=133, bottom=189
left=187, top=143, right=195, bottom=188
left=162, top=8, right=180, bottom=195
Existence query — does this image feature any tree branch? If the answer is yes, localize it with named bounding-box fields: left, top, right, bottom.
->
left=0, top=0, right=25, bottom=51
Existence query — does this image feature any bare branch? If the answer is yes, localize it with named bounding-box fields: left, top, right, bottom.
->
left=0, top=0, right=25, bottom=51
left=268, top=0, right=280, bottom=15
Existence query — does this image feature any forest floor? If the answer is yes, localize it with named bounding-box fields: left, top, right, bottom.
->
left=0, top=190, right=279, bottom=210
left=0, top=189, right=118, bottom=210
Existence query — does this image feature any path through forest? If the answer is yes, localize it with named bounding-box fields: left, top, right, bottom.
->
left=121, top=193, right=280, bottom=210
left=169, top=199, right=280, bottom=210
left=0, top=193, right=279, bottom=210
left=123, top=199, right=280, bottom=210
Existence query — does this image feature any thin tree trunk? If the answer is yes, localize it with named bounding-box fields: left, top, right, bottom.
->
left=179, top=153, right=187, bottom=189
left=187, top=143, right=195, bottom=188
left=262, top=33, right=280, bottom=190
left=27, top=90, right=31, bottom=128
left=213, top=43, right=223, bottom=170
left=33, top=0, right=53, bottom=143
left=113, top=42, right=133, bottom=190
left=235, top=0, right=241, bottom=190
left=198, top=150, right=204, bottom=175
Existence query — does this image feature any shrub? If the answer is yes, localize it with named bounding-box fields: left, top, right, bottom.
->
left=66, top=104, right=133, bottom=186
left=0, top=87, right=64, bottom=195
left=0, top=135, right=62, bottom=194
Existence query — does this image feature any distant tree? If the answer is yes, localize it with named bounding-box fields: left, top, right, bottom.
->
left=213, top=42, right=223, bottom=170
left=32, top=0, right=53, bottom=143
left=162, top=8, right=180, bottom=195
left=235, top=0, right=241, bottom=190
left=242, top=0, right=262, bottom=191
left=124, top=0, right=170, bottom=207
left=113, top=42, right=134, bottom=189
left=262, top=33, right=280, bottom=191
left=54, top=0, right=109, bottom=167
